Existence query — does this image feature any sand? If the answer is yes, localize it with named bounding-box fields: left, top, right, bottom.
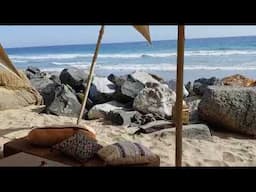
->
left=1, top=105, right=256, bottom=166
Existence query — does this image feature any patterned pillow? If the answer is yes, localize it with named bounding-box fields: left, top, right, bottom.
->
left=97, top=141, right=160, bottom=166
left=52, top=131, right=102, bottom=162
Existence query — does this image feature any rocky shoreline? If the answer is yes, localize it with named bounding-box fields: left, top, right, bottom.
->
left=25, top=66, right=256, bottom=137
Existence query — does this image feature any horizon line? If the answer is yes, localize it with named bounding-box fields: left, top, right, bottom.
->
left=5, top=34, right=256, bottom=49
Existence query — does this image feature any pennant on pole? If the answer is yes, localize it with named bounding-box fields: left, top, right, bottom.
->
left=133, top=25, right=151, bottom=44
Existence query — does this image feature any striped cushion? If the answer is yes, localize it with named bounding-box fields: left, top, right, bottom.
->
left=97, top=141, right=159, bottom=165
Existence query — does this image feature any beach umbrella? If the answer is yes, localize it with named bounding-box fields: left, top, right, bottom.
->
left=76, top=25, right=185, bottom=167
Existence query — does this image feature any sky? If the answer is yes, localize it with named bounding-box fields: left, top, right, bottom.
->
left=1, top=25, right=256, bottom=48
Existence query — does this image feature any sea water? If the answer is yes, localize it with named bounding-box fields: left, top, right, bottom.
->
left=6, top=36, right=256, bottom=83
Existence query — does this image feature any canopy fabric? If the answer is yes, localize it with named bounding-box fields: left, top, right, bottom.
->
left=133, top=25, right=151, bottom=44
left=0, top=44, right=22, bottom=79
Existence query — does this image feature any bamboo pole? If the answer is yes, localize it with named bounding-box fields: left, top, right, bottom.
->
left=77, top=25, right=105, bottom=125
left=175, top=25, right=185, bottom=167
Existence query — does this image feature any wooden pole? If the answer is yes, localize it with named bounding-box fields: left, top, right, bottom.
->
left=175, top=25, right=185, bottom=167
left=77, top=25, right=105, bottom=125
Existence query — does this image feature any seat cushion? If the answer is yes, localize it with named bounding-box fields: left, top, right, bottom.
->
left=97, top=141, right=160, bottom=166
left=52, top=131, right=102, bottom=162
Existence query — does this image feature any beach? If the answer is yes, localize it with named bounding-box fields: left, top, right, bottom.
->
left=1, top=35, right=256, bottom=167
left=1, top=105, right=256, bottom=166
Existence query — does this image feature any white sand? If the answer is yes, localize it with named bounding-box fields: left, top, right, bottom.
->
left=1, top=105, right=256, bottom=166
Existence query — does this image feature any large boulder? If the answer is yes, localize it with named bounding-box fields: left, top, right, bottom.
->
left=167, top=79, right=189, bottom=97
left=108, top=74, right=132, bottom=103
left=198, top=86, right=256, bottom=136
left=193, top=77, right=222, bottom=96
left=89, top=76, right=116, bottom=104
left=121, top=71, right=167, bottom=99
left=46, top=84, right=82, bottom=117
left=30, top=77, right=56, bottom=107
left=87, top=101, right=125, bottom=120
left=133, top=82, right=176, bottom=119
left=59, top=68, right=88, bottom=92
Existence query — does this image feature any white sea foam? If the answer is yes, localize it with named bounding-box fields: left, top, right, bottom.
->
left=9, top=50, right=256, bottom=61
left=67, top=63, right=256, bottom=71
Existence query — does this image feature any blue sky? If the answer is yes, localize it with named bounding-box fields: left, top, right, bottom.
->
left=1, top=25, right=256, bottom=48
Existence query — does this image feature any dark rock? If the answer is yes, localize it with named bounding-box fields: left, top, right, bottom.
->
left=107, top=110, right=137, bottom=126
left=198, top=86, right=256, bottom=136
left=59, top=68, right=88, bottom=92
left=29, top=77, right=56, bottom=107
left=89, top=76, right=116, bottom=104
left=121, top=79, right=145, bottom=98
left=193, top=77, right=222, bottom=96
left=185, top=81, right=195, bottom=96
left=131, top=112, right=158, bottom=125
left=120, top=71, right=166, bottom=99
left=76, top=93, right=94, bottom=110
left=133, top=82, right=176, bottom=119
left=25, top=66, right=45, bottom=79
left=108, top=74, right=133, bottom=103
left=46, top=84, right=82, bottom=117
left=108, top=73, right=128, bottom=87
left=148, top=73, right=166, bottom=84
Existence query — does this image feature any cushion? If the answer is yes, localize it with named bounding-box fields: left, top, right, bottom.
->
left=97, top=141, right=160, bottom=166
left=27, top=125, right=96, bottom=147
left=52, top=131, right=102, bottom=162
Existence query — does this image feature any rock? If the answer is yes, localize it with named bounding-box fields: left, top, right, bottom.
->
left=121, top=71, right=167, bottom=99
left=131, top=112, right=158, bottom=125
left=167, top=79, right=189, bottom=97
left=25, top=66, right=42, bottom=79
left=87, top=101, right=126, bottom=120
left=59, top=68, right=88, bottom=92
left=29, top=77, right=56, bottom=107
left=221, top=74, right=256, bottom=87
left=46, top=84, right=82, bottom=117
left=89, top=76, right=116, bottom=104
left=121, top=79, right=145, bottom=99
left=76, top=93, right=94, bottom=110
left=198, top=86, right=256, bottom=136
left=185, top=81, right=195, bottom=96
left=184, top=96, right=201, bottom=123
left=193, top=77, right=222, bottom=96
left=133, top=82, right=176, bottom=119
left=108, top=73, right=133, bottom=103
left=106, top=110, right=138, bottom=126
left=151, top=124, right=212, bottom=140
left=134, top=120, right=174, bottom=134
left=148, top=73, right=166, bottom=84
left=130, top=71, right=162, bottom=85
left=108, top=73, right=128, bottom=87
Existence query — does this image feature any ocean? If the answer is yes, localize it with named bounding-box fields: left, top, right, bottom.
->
left=6, top=36, right=256, bottom=83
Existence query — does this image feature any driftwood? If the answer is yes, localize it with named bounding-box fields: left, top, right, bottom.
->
left=134, top=120, right=174, bottom=134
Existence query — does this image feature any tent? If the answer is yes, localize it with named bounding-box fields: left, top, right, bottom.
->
left=76, top=25, right=185, bottom=167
